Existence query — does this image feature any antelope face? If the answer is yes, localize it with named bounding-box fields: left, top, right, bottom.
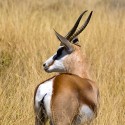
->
left=43, top=30, right=76, bottom=73
left=43, top=10, right=93, bottom=73
left=43, top=45, right=73, bottom=73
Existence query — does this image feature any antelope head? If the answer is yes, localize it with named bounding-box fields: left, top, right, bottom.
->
left=43, top=11, right=93, bottom=75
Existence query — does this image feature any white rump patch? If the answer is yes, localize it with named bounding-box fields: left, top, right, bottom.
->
left=35, top=77, right=54, bottom=117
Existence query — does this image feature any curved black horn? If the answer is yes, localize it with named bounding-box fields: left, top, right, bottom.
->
left=69, top=11, right=93, bottom=41
left=65, top=10, right=88, bottom=40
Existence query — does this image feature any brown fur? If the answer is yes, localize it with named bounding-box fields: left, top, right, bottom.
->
left=51, top=73, right=99, bottom=125
left=63, top=45, right=91, bottom=79
left=34, top=43, right=99, bottom=125
left=34, top=38, right=99, bottom=125
left=34, top=44, right=99, bottom=125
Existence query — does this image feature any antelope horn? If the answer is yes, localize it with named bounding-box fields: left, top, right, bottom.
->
left=54, top=30, right=74, bottom=53
left=69, top=11, right=93, bottom=41
left=65, top=10, right=88, bottom=40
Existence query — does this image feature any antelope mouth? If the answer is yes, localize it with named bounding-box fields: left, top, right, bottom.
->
left=44, top=66, right=52, bottom=73
left=44, top=66, right=49, bottom=72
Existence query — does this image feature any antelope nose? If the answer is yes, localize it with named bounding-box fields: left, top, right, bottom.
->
left=43, top=63, right=46, bottom=67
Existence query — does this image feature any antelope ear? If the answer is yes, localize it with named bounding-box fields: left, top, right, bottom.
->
left=54, top=30, right=74, bottom=53
left=72, top=37, right=79, bottom=44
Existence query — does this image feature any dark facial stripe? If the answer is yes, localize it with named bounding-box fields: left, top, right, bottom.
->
left=57, top=47, right=64, bottom=56
left=53, top=47, right=64, bottom=60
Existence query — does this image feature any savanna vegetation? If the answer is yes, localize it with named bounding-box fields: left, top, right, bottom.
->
left=0, top=0, right=125, bottom=125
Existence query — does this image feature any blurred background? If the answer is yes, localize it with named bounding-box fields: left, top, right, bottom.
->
left=0, top=0, right=125, bottom=125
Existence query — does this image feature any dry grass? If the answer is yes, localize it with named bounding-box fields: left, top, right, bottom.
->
left=0, top=0, right=125, bottom=125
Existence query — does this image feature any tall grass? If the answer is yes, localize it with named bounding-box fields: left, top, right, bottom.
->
left=0, top=0, right=125, bottom=125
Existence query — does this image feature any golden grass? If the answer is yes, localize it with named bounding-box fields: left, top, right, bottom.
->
left=0, top=0, right=125, bottom=125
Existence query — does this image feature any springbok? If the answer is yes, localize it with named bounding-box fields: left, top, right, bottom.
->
left=34, top=10, right=99, bottom=125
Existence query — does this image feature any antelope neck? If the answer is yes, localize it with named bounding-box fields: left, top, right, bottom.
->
left=67, top=63, right=90, bottom=79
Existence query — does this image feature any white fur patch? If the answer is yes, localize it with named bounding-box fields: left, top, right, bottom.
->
left=44, top=46, right=68, bottom=73
left=35, top=77, right=54, bottom=117
left=74, top=105, right=94, bottom=125
left=80, top=105, right=94, bottom=119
